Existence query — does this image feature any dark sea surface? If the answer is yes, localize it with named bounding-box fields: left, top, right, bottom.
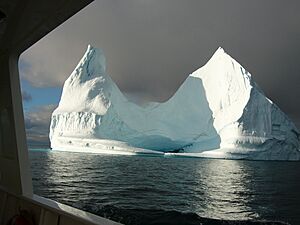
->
left=29, top=149, right=300, bottom=225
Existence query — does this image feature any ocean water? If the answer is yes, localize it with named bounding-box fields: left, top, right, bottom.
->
left=29, top=149, right=300, bottom=225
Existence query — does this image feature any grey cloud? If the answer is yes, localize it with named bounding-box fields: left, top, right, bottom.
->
left=20, top=0, right=300, bottom=123
left=21, top=90, right=32, bottom=102
left=24, top=104, right=57, bottom=147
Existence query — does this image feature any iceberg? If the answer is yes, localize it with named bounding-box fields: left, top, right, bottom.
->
left=49, top=45, right=300, bottom=160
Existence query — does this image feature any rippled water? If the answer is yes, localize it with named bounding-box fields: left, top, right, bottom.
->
left=29, top=150, right=300, bottom=225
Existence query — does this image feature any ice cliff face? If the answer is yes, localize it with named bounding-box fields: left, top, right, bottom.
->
left=49, top=45, right=300, bottom=160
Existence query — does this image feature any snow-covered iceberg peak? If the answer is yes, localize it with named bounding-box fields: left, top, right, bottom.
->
left=200, top=46, right=232, bottom=67
left=49, top=45, right=300, bottom=160
left=73, top=44, right=106, bottom=81
left=189, top=47, right=253, bottom=135
left=53, top=45, right=114, bottom=115
left=210, top=46, right=226, bottom=58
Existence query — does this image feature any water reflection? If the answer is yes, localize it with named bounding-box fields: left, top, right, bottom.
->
left=29, top=151, right=300, bottom=224
left=194, top=159, right=258, bottom=220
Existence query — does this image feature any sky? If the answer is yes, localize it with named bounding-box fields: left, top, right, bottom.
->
left=19, top=0, right=300, bottom=146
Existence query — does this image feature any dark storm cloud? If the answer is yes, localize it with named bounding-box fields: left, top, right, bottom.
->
left=21, top=90, right=32, bottom=102
left=24, top=105, right=57, bottom=146
left=20, top=0, right=300, bottom=127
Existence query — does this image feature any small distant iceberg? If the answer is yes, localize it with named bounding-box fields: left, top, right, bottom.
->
left=49, top=45, right=300, bottom=160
